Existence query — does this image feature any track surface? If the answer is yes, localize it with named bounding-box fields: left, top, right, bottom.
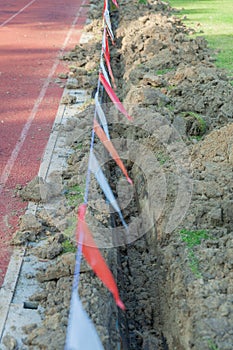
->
left=0, top=0, right=87, bottom=285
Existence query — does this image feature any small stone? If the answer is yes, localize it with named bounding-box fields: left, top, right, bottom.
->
left=2, top=334, right=18, bottom=350
left=37, top=252, right=75, bottom=282
left=29, top=291, right=48, bottom=302
left=61, top=94, right=77, bottom=105
left=66, top=78, right=79, bottom=89
left=20, top=213, right=42, bottom=233
left=142, top=73, right=165, bottom=87
left=11, top=230, right=36, bottom=245
left=25, top=272, right=34, bottom=279
left=22, top=323, right=38, bottom=334
left=209, top=207, right=223, bottom=226
left=58, top=73, right=68, bottom=79
left=85, top=61, right=97, bottom=71
left=219, top=304, right=230, bottom=317
left=18, top=176, right=42, bottom=202
left=46, top=242, right=63, bottom=259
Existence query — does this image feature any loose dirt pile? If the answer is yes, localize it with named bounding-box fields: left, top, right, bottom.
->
left=7, top=0, right=233, bottom=349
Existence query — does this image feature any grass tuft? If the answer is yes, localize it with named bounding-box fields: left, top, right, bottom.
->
left=156, top=68, right=175, bottom=75
left=156, top=151, right=170, bottom=165
left=168, top=0, right=233, bottom=75
left=180, top=229, right=210, bottom=248
left=180, top=229, right=210, bottom=277
left=207, top=339, right=219, bottom=350
left=65, top=184, right=84, bottom=207
left=62, top=239, right=76, bottom=254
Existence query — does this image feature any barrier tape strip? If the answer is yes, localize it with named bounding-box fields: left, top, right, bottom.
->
left=111, top=0, right=119, bottom=8
left=94, top=119, right=133, bottom=184
left=89, top=151, right=128, bottom=229
left=100, top=56, right=112, bottom=87
left=99, top=72, right=133, bottom=121
left=95, top=91, right=110, bottom=139
left=64, top=229, right=105, bottom=350
left=104, top=9, right=115, bottom=43
left=65, top=290, right=104, bottom=350
left=66, top=0, right=134, bottom=347
left=102, top=27, right=116, bottom=88
left=76, top=204, right=125, bottom=309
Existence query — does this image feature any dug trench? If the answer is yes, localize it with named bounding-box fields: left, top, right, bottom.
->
left=7, top=0, right=233, bottom=349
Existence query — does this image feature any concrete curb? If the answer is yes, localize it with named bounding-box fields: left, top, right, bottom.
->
left=0, top=246, right=26, bottom=340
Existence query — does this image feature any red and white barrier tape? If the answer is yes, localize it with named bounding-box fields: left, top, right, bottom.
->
left=65, top=0, right=134, bottom=348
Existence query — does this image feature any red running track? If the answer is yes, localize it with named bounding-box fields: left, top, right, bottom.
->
left=0, top=0, right=88, bottom=285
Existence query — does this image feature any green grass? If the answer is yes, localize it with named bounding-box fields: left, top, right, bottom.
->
left=65, top=184, right=84, bottom=207
left=156, top=68, right=175, bottom=75
left=166, top=104, right=175, bottom=111
left=181, top=111, right=207, bottom=135
left=168, top=0, right=233, bottom=75
left=62, top=239, right=77, bottom=254
left=180, top=229, right=210, bottom=277
left=190, top=112, right=206, bottom=134
left=156, top=151, right=170, bottom=165
left=167, top=84, right=176, bottom=91
left=180, top=229, right=210, bottom=248
left=73, top=142, right=83, bottom=150
left=191, top=135, right=203, bottom=142
left=207, top=339, right=219, bottom=350
left=188, top=250, right=202, bottom=278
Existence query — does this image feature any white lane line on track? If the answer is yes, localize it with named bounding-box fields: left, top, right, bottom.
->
left=0, top=0, right=37, bottom=28
left=0, top=0, right=87, bottom=195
